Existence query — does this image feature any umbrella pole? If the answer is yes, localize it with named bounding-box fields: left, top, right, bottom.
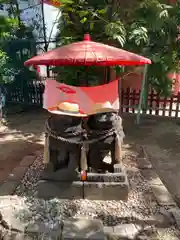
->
left=136, top=64, right=148, bottom=124
left=85, top=67, right=89, bottom=86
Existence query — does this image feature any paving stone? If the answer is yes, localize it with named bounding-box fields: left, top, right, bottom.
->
left=147, top=213, right=172, bottom=228
left=159, top=208, right=175, bottom=225
left=137, top=157, right=152, bottom=169
left=0, top=181, right=19, bottom=195
left=37, top=180, right=83, bottom=199
left=7, top=166, right=27, bottom=181
left=169, top=207, right=180, bottom=229
left=3, top=232, right=58, bottom=240
left=141, top=169, right=163, bottom=185
left=103, top=227, right=115, bottom=240
left=114, top=224, right=142, bottom=240
left=103, top=227, right=114, bottom=235
left=62, top=219, right=105, bottom=239
left=151, top=184, right=176, bottom=206
left=20, top=155, right=35, bottom=167
left=137, top=146, right=152, bottom=169
left=0, top=206, right=62, bottom=239
left=0, top=206, right=26, bottom=232
left=156, top=228, right=179, bottom=240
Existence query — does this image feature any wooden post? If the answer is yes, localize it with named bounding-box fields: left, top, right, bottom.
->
left=136, top=65, right=148, bottom=124
left=175, top=92, right=180, bottom=118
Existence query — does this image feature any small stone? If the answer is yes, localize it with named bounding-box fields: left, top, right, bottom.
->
left=20, top=156, right=35, bottom=167
left=62, top=219, right=105, bottom=239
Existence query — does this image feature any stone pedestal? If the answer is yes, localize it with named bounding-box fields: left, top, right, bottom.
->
left=37, top=158, right=81, bottom=199
left=37, top=163, right=129, bottom=200
left=84, top=165, right=129, bottom=201
left=38, top=180, right=83, bottom=200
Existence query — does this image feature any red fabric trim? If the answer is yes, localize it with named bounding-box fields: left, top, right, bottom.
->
left=25, top=59, right=151, bottom=66
left=41, top=0, right=61, bottom=7
left=24, top=35, right=151, bottom=67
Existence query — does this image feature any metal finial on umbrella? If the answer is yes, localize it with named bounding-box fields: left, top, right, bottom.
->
left=83, top=34, right=91, bottom=41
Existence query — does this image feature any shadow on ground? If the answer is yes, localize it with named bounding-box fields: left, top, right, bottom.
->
left=1, top=108, right=48, bottom=139
left=0, top=139, right=43, bottom=184
left=122, top=114, right=180, bottom=206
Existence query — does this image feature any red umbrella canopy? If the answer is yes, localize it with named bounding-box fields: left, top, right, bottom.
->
left=24, top=34, right=151, bottom=67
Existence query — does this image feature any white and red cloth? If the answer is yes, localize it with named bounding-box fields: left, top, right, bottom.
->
left=43, top=79, right=120, bottom=114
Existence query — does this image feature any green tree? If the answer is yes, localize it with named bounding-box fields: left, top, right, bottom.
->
left=55, top=0, right=180, bottom=96
left=0, top=0, right=37, bottom=84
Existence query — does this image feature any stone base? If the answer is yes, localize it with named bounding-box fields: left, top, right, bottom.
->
left=38, top=163, right=129, bottom=200
left=37, top=180, right=83, bottom=200
left=83, top=181, right=129, bottom=201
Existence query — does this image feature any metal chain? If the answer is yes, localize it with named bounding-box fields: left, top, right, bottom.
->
left=45, top=115, right=122, bottom=145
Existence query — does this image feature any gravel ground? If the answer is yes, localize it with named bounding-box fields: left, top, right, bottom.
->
left=0, top=150, right=179, bottom=239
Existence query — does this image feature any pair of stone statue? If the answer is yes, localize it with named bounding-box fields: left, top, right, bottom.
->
left=44, top=101, right=124, bottom=174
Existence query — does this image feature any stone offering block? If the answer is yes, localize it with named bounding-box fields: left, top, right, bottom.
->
left=84, top=164, right=129, bottom=200
left=86, top=172, right=126, bottom=182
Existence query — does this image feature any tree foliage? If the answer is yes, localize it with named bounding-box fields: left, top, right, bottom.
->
left=0, top=0, right=36, bottom=84
left=55, top=0, right=180, bottom=96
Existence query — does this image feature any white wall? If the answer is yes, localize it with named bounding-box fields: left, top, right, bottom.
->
left=44, top=4, right=60, bottom=42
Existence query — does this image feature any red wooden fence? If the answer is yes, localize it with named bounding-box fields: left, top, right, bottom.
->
left=120, top=88, right=180, bottom=118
